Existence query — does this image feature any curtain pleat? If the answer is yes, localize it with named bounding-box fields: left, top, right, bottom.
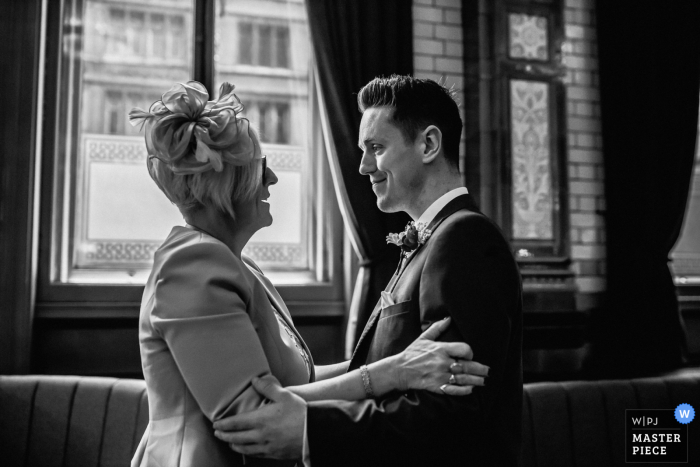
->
left=307, top=0, right=413, bottom=353
left=586, top=0, right=700, bottom=377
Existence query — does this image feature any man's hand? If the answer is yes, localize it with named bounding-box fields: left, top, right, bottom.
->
left=213, top=375, right=306, bottom=460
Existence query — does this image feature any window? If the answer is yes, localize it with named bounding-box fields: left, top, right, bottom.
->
left=462, top=0, right=584, bottom=367
left=103, top=6, right=187, bottom=62
left=247, top=101, right=291, bottom=144
left=671, top=108, right=700, bottom=284
left=38, top=0, right=342, bottom=305
left=670, top=101, right=700, bottom=358
left=502, top=7, right=568, bottom=258
left=236, top=22, right=291, bottom=68
left=465, top=0, right=569, bottom=262
left=238, top=23, right=254, bottom=64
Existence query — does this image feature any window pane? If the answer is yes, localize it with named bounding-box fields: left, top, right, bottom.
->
left=170, top=15, right=187, bottom=61
left=259, top=25, right=273, bottom=66
left=107, top=8, right=127, bottom=56
left=672, top=161, right=700, bottom=281
left=671, top=106, right=700, bottom=283
left=128, top=11, right=146, bottom=56
left=53, top=0, right=194, bottom=284
left=151, top=13, right=167, bottom=57
left=277, top=103, right=290, bottom=144
left=276, top=26, right=290, bottom=68
left=510, top=79, right=554, bottom=240
left=238, top=22, right=253, bottom=64
left=214, top=0, right=312, bottom=272
left=52, top=0, right=323, bottom=284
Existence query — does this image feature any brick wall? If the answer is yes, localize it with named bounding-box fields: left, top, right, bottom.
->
left=412, top=0, right=467, bottom=165
left=562, top=0, right=606, bottom=307
left=412, top=0, right=606, bottom=308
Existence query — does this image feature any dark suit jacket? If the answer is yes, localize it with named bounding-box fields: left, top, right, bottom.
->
left=306, top=194, right=523, bottom=467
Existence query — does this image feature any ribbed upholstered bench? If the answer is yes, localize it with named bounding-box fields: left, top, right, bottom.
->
left=0, top=375, right=148, bottom=467
left=522, top=372, right=700, bottom=467
left=2, top=372, right=699, bottom=466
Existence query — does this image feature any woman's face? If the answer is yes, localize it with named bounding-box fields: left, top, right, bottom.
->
left=233, top=155, right=278, bottom=234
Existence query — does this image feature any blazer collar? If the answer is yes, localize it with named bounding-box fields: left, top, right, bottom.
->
left=426, top=193, right=480, bottom=233
left=393, top=194, right=480, bottom=280
left=244, top=259, right=317, bottom=383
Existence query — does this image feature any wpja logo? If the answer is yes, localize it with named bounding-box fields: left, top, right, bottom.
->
left=675, top=404, right=695, bottom=424
left=625, top=404, right=694, bottom=463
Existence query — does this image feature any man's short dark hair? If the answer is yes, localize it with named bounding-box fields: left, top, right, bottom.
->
left=357, top=75, right=463, bottom=167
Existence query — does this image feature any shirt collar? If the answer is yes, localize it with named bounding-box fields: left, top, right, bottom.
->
left=416, top=187, right=469, bottom=226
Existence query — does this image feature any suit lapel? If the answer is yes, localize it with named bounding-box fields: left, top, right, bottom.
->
left=348, top=306, right=380, bottom=367
left=392, top=194, right=479, bottom=284
left=245, top=261, right=317, bottom=382
left=426, top=193, right=480, bottom=236
left=349, top=194, right=479, bottom=368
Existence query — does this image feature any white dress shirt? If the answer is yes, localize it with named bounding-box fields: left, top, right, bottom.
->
left=415, top=186, right=469, bottom=225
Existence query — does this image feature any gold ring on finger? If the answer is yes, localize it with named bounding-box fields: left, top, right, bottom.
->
left=439, top=384, right=449, bottom=394
left=449, top=374, right=457, bottom=385
left=450, top=361, right=462, bottom=373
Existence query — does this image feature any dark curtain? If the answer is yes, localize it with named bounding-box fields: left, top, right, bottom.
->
left=585, top=1, right=700, bottom=378
left=0, top=0, right=42, bottom=373
left=307, top=0, right=413, bottom=351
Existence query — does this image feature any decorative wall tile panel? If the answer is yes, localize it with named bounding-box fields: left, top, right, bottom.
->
left=510, top=79, right=554, bottom=239
left=509, top=13, right=549, bottom=61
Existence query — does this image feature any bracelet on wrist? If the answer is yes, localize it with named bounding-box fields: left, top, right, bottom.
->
left=360, top=364, right=375, bottom=398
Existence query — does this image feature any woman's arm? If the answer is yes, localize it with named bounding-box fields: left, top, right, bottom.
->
left=153, top=240, right=273, bottom=421
left=289, top=359, right=398, bottom=402
left=313, top=361, right=350, bottom=381
left=288, top=318, right=489, bottom=402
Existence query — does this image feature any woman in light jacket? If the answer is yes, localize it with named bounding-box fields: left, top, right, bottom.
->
left=129, top=81, right=486, bottom=467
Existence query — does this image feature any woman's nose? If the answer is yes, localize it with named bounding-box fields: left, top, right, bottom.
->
left=265, top=167, right=278, bottom=186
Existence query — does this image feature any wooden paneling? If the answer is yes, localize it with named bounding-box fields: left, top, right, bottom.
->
left=32, top=315, right=344, bottom=378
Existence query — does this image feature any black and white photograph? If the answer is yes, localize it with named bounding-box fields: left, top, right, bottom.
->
left=1, top=0, right=700, bottom=465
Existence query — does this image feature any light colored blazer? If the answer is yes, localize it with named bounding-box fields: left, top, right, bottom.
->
left=132, top=226, right=314, bottom=467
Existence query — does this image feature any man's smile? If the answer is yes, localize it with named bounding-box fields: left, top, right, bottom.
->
left=371, top=178, right=387, bottom=186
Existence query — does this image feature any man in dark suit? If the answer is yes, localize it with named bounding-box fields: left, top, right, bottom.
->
left=214, top=75, right=523, bottom=466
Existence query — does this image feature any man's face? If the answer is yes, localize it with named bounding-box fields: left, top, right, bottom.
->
left=358, top=107, right=424, bottom=214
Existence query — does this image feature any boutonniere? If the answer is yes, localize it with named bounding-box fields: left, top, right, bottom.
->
left=386, top=221, right=432, bottom=253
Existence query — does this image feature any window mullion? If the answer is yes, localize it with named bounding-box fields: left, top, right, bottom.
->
left=193, top=0, right=214, bottom=89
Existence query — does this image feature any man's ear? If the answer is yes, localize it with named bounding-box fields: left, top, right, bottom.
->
left=419, top=125, right=442, bottom=164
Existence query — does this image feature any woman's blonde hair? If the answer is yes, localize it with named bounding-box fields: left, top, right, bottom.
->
left=129, top=81, right=263, bottom=219
left=147, top=130, right=262, bottom=219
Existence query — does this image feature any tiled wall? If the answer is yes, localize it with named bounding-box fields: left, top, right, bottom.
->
left=412, top=0, right=606, bottom=308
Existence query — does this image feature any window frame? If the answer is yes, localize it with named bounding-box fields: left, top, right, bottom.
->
left=493, top=1, right=570, bottom=261
left=36, top=0, right=345, bottom=319
left=462, top=0, right=584, bottom=362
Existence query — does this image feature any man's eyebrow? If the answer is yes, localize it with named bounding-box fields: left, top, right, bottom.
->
left=359, top=138, right=375, bottom=149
